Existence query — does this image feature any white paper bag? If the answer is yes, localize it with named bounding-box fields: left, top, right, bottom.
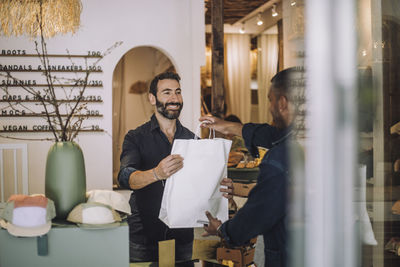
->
left=159, top=127, right=232, bottom=228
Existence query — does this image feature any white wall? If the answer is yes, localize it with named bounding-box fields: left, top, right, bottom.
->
left=282, top=0, right=305, bottom=68
left=0, top=0, right=205, bottom=196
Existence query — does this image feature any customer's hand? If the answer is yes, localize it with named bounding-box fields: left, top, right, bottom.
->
left=199, top=115, right=243, bottom=136
left=155, top=154, right=183, bottom=179
left=220, top=178, right=233, bottom=199
left=202, top=211, right=222, bottom=237
left=199, top=115, right=226, bottom=133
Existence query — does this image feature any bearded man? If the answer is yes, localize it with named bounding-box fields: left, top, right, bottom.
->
left=119, top=72, right=232, bottom=265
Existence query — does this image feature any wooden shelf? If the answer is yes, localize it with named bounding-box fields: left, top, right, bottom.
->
left=0, top=100, right=103, bottom=103
left=1, top=84, right=103, bottom=87
left=0, top=114, right=103, bottom=118
left=0, top=129, right=104, bottom=133
left=0, top=69, right=102, bottom=73
left=0, top=54, right=102, bottom=58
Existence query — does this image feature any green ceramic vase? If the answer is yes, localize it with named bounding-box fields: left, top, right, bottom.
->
left=45, top=141, right=86, bottom=219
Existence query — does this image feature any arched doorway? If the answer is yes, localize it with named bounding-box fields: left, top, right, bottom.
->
left=112, top=46, right=175, bottom=186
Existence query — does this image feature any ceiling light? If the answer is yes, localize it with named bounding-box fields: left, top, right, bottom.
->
left=239, top=23, right=245, bottom=34
left=256, top=13, right=263, bottom=26
left=291, top=1, right=296, bottom=6
left=362, top=49, right=367, bottom=57
left=271, top=4, right=278, bottom=17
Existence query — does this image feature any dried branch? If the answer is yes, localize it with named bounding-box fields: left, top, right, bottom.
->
left=63, top=64, right=91, bottom=138
left=36, top=5, right=64, bottom=139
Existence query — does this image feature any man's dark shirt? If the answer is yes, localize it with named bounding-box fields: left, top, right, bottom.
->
left=219, top=123, right=299, bottom=267
left=118, top=114, right=195, bottom=248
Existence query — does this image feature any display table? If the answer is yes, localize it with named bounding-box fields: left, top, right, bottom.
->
left=227, top=167, right=259, bottom=183
left=130, top=263, right=158, bottom=266
left=0, top=220, right=129, bottom=267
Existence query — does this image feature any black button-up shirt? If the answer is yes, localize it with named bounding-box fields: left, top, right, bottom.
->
left=118, top=114, right=195, bottom=246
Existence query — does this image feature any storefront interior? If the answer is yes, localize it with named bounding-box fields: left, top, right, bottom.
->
left=1, top=0, right=400, bottom=266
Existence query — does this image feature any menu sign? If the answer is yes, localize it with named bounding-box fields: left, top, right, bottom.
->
left=0, top=49, right=104, bottom=134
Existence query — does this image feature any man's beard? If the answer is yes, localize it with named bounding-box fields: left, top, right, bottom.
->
left=270, top=104, right=285, bottom=129
left=156, top=98, right=183, bottom=120
left=271, top=115, right=285, bottom=129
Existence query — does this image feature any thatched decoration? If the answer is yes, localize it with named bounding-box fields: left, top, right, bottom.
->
left=0, top=0, right=82, bottom=38
left=129, top=81, right=148, bottom=94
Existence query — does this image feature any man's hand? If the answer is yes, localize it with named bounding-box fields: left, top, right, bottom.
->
left=154, top=154, right=183, bottom=179
left=220, top=178, right=233, bottom=199
left=202, top=211, right=222, bottom=237
left=199, top=115, right=226, bottom=134
left=199, top=115, right=243, bottom=137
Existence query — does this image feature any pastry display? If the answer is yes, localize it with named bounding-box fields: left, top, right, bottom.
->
left=236, top=161, right=246, bottom=169
left=227, top=146, right=268, bottom=169
left=228, top=151, right=245, bottom=167
left=245, top=161, right=256, bottom=169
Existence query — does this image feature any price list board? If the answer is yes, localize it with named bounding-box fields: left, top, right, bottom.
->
left=0, top=49, right=105, bottom=134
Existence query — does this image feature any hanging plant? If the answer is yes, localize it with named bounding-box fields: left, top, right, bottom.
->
left=0, top=0, right=82, bottom=38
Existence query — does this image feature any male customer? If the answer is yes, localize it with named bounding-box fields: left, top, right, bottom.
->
left=200, top=68, right=301, bottom=267
left=118, top=72, right=232, bottom=264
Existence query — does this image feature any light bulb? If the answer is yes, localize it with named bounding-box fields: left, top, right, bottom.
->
left=271, top=4, right=278, bottom=17
left=257, top=13, right=263, bottom=26
left=239, top=25, right=245, bottom=34
left=362, top=49, right=367, bottom=57
left=291, top=1, right=296, bottom=6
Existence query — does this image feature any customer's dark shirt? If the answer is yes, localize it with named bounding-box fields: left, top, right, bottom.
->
left=118, top=114, right=195, bottom=246
left=220, top=123, right=298, bottom=267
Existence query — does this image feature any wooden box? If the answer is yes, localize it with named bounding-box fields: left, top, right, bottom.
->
left=216, top=246, right=255, bottom=267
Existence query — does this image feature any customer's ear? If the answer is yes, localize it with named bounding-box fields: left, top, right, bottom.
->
left=278, top=95, right=288, bottom=112
left=149, top=93, right=156, bottom=105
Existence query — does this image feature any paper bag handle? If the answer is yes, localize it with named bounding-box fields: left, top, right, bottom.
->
left=195, top=121, right=215, bottom=140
